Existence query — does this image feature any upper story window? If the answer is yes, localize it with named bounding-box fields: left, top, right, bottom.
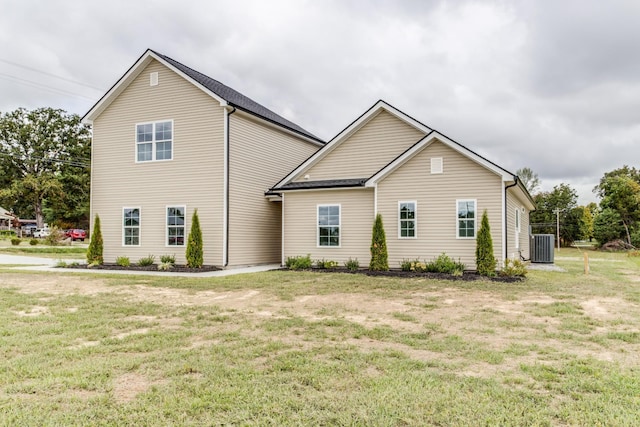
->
left=136, top=120, right=172, bottom=162
left=457, top=199, right=476, bottom=239
left=318, top=204, right=340, bottom=247
left=399, top=201, right=416, bottom=238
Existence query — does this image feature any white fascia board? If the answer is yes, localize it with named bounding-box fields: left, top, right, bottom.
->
left=83, top=50, right=227, bottom=124
left=276, top=186, right=370, bottom=194
left=274, top=100, right=428, bottom=189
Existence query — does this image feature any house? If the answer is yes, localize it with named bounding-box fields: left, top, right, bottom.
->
left=83, top=49, right=324, bottom=267
left=270, top=101, right=535, bottom=268
left=84, top=49, right=534, bottom=269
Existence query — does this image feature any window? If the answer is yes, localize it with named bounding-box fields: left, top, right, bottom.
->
left=318, top=205, right=340, bottom=247
left=167, top=206, right=186, bottom=246
left=515, top=207, right=521, bottom=249
left=399, top=201, right=416, bottom=238
left=431, top=157, right=443, bottom=174
left=457, top=200, right=476, bottom=238
left=136, top=120, right=172, bottom=162
left=123, top=208, right=140, bottom=246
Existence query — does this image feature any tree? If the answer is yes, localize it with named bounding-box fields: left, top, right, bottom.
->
left=476, top=210, right=496, bottom=275
left=516, top=167, right=541, bottom=194
left=530, top=183, right=579, bottom=246
left=369, top=213, right=388, bottom=271
left=0, top=108, right=91, bottom=227
left=580, top=205, right=595, bottom=242
left=593, top=208, right=625, bottom=245
left=86, top=215, right=103, bottom=265
left=186, top=209, right=203, bottom=268
left=594, top=166, right=640, bottom=245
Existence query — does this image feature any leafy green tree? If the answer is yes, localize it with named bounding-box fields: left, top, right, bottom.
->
left=86, top=215, right=103, bottom=264
left=530, top=183, right=578, bottom=246
left=594, top=166, right=640, bottom=245
left=516, top=167, right=540, bottom=194
left=593, top=208, right=625, bottom=245
left=369, top=213, right=388, bottom=271
left=0, top=108, right=91, bottom=227
left=580, top=205, right=595, bottom=242
left=475, top=210, right=496, bottom=276
left=186, top=209, right=203, bottom=268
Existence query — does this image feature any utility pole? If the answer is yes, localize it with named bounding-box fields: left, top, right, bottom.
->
left=553, top=208, right=561, bottom=252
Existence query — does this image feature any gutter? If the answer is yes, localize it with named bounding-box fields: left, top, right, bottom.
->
left=504, top=177, right=518, bottom=261
left=224, top=106, right=237, bottom=267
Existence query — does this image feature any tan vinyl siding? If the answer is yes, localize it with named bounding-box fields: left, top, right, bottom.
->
left=283, top=189, right=374, bottom=265
left=228, top=113, right=319, bottom=266
left=507, top=190, right=531, bottom=260
left=296, top=110, right=426, bottom=181
left=91, top=59, right=224, bottom=265
left=377, top=140, right=503, bottom=268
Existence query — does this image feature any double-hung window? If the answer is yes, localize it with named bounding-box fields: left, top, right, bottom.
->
left=457, top=200, right=476, bottom=238
left=136, top=120, right=172, bottom=162
left=318, top=205, right=340, bottom=247
left=399, top=201, right=416, bottom=238
left=123, top=208, right=140, bottom=246
left=167, top=206, right=186, bottom=246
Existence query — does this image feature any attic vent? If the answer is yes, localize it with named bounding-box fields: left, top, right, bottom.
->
left=431, top=157, right=443, bottom=174
left=150, top=72, right=159, bottom=86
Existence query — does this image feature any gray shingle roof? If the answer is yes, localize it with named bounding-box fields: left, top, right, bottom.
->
left=151, top=50, right=321, bottom=142
left=276, top=178, right=367, bottom=191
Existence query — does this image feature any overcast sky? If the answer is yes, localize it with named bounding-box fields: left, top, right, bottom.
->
left=2, top=0, right=639, bottom=204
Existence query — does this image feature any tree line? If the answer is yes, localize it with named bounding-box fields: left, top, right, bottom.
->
left=518, top=166, right=640, bottom=248
left=0, top=107, right=91, bottom=228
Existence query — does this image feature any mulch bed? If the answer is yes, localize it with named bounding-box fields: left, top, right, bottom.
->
left=304, top=267, right=525, bottom=282
left=61, top=263, right=220, bottom=273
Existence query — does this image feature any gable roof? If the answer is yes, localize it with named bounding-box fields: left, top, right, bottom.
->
left=83, top=49, right=323, bottom=144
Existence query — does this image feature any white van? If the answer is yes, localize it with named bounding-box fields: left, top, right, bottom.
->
left=33, top=228, right=51, bottom=238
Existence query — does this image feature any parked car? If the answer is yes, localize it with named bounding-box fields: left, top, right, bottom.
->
left=33, top=228, right=51, bottom=238
left=66, top=229, right=86, bottom=241
left=22, top=225, right=37, bottom=236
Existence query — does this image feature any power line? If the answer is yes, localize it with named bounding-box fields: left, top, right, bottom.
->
left=0, top=58, right=104, bottom=91
left=0, top=72, right=97, bottom=101
left=0, top=151, right=90, bottom=168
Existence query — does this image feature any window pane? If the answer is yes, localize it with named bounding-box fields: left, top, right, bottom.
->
left=318, top=206, right=328, bottom=216
left=156, top=141, right=172, bottom=160
left=328, top=206, right=339, bottom=216
left=137, top=124, right=152, bottom=142
left=155, top=121, right=172, bottom=140
left=137, top=143, right=152, bottom=161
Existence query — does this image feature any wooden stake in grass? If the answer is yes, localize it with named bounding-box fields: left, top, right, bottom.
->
left=584, top=252, right=590, bottom=275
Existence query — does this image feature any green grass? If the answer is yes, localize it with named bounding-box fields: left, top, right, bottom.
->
left=0, top=247, right=639, bottom=425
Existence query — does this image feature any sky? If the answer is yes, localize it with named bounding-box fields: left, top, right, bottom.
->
left=1, top=0, right=639, bottom=204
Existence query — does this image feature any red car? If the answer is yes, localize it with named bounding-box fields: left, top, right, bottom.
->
left=66, top=229, right=86, bottom=241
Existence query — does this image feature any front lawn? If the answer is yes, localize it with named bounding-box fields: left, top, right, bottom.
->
left=1, top=248, right=639, bottom=425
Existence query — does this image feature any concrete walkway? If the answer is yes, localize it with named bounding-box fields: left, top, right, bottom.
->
left=0, top=254, right=281, bottom=277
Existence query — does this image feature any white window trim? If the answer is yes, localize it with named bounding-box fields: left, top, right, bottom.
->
left=122, top=206, right=141, bottom=247
left=431, top=157, right=443, bottom=174
left=317, top=204, right=341, bottom=248
left=166, top=205, right=186, bottom=248
left=398, top=200, right=417, bottom=239
left=515, top=207, right=521, bottom=249
left=456, top=199, right=477, bottom=239
left=135, top=119, right=174, bottom=163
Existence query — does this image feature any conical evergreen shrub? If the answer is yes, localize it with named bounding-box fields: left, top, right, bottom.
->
left=369, top=213, right=389, bottom=271
left=86, top=214, right=103, bottom=265
left=476, top=210, right=496, bottom=276
left=186, top=209, right=203, bottom=268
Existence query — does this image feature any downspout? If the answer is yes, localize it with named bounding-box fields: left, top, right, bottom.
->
left=504, top=177, right=518, bottom=261
left=224, top=106, right=237, bottom=267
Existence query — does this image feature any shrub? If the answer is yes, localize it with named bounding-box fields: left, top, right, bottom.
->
left=344, top=257, right=360, bottom=272
left=186, top=209, right=203, bottom=268
left=115, top=256, right=131, bottom=267
left=87, top=215, right=104, bottom=265
left=400, top=258, right=427, bottom=272
left=10, top=238, right=21, bottom=246
left=593, top=208, right=625, bottom=246
left=425, top=253, right=464, bottom=275
left=316, top=258, right=338, bottom=269
left=160, top=254, right=176, bottom=265
left=29, top=238, right=38, bottom=246
left=369, top=213, right=389, bottom=271
left=137, top=255, right=155, bottom=266
left=286, top=254, right=312, bottom=270
left=55, top=260, right=68, bottom=268
left=45, top=227, right=66, bottom=246
left=158, top=262, right=173, bottom=271
left=500, top=258, right=528, bottom=277
left=476, top=210, right=496, bottom=276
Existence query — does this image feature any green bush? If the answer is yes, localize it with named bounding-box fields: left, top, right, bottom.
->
left=630, top=228, right=640, bottom=249
left=316, top=258, right=338, bottom=269
left=87, top=215, right=104, bottom=265
left=476, top=210, right=496, bottom=276
left=369, top=213, right=389, bottom=271
left=29, top=238, right=38, bottom=246
left=0, top=230, right=16, bottom=238
left=344, top=257, right=360, bottom=271
left=593, top=208, right=624, bottom=245
left=11, top=238, right=21, bottom=246
left=186, top=209, right=203, bottom=268
left=55, top=260, right=68, bottom=268
left=500, top=258, right=528, bottom=277
left=400, top=258, right=426, bottom=272
left=137, top=255, right=155, bottom=267
left=160, top=254, right=176, bottom=265
left=425, top=253, right=465, bottom=275
left=45, top=227, right=66, bottom=246
left=286, top=254, right=312, bottom=270
left=158, top=262, right=173, bottom=271
left=115, top=256, right=131, bottom=267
